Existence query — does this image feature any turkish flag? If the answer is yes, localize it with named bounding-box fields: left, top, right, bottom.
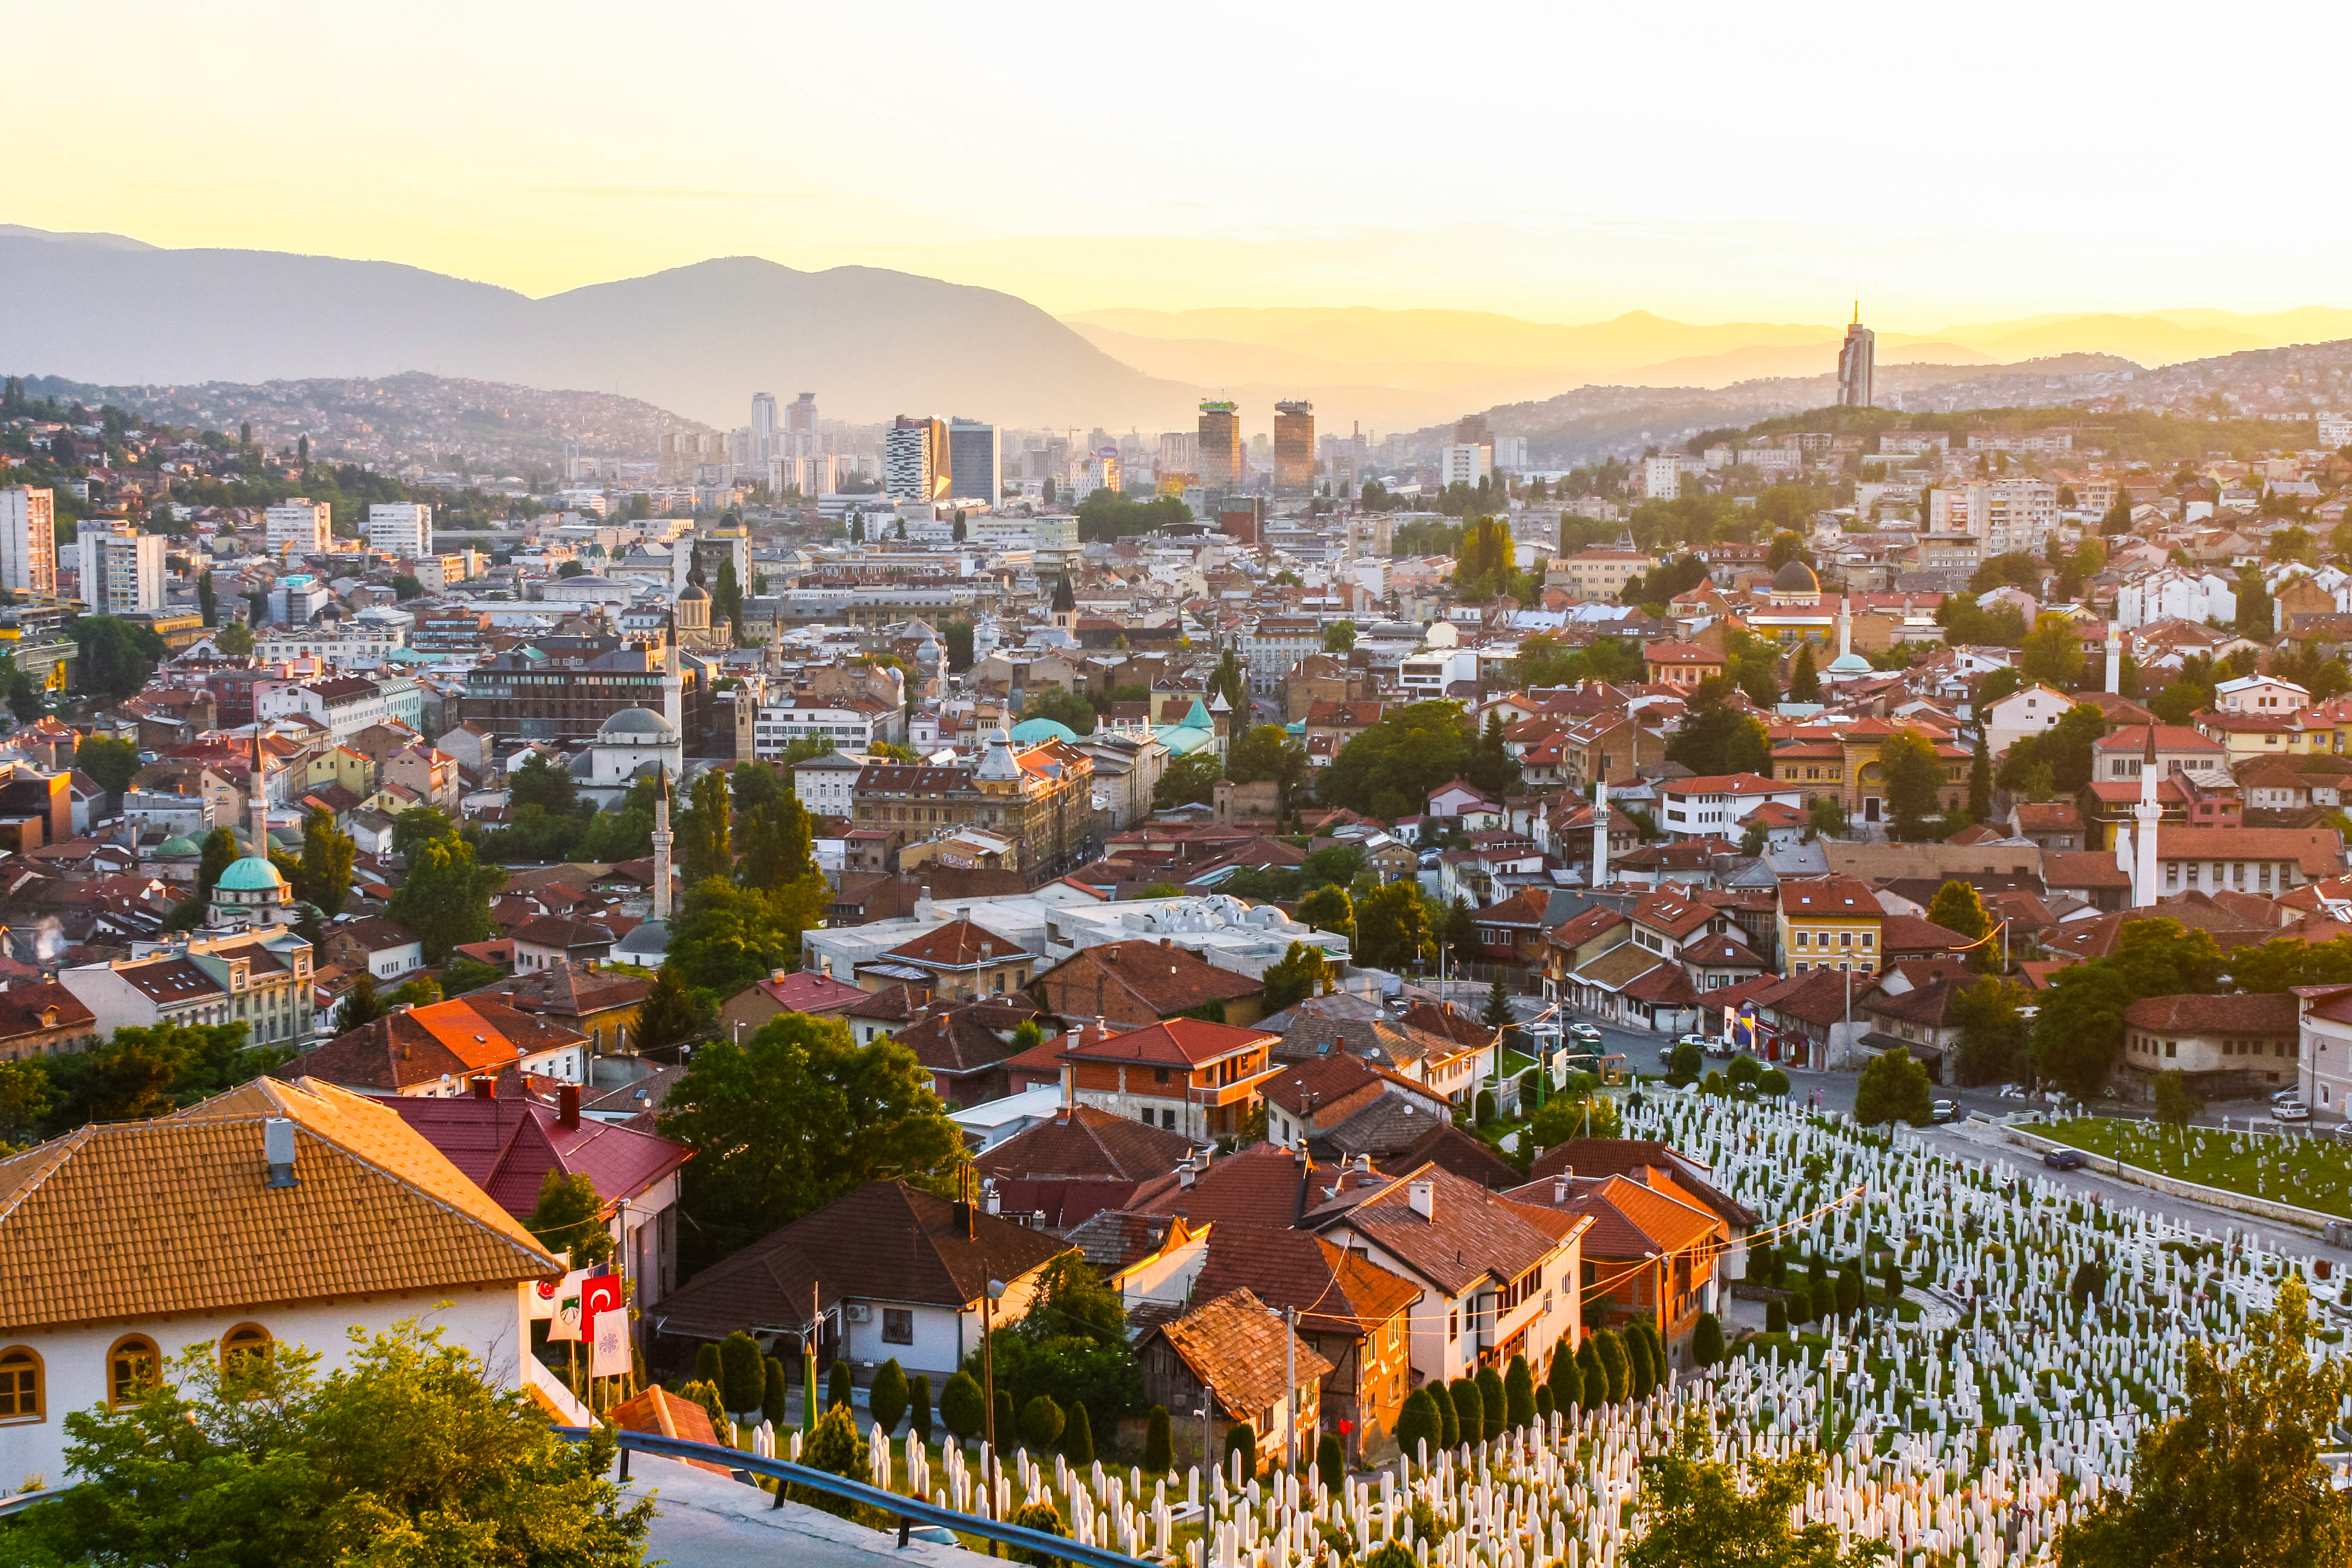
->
left=580, top=1274, right=626, bottom=1342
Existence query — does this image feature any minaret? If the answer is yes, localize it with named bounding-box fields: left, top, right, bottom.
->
left=650, top=765, right=674, bottom=924
left=2104, top=624, right=2121, bottom=694
left=1591, top=760, right=1609, bottom=890
left=250, top=722, right=270, bottom=857
left=1836, top=598, right=1854, bottom=665
left=664, top=626, right=684, bottom=739
left=2131, top=724, right=2163, bottom=908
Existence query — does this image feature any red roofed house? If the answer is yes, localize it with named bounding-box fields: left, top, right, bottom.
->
left=1030, top=936, right=1269, bottom=1028
left=1659, top=774, right=1803, bottom=841
left=391, top=1080, right=691, bottom=1308
left=860, top=916, right=1037, bottom=1000
left=2117, top=991, right=2299, bottom=1102
left=511, top=915, right=616, bottom=973
left=1509, top=1171, right=1730, bottom=1354
left=716, top=968, right=869, bottom=1040
left=1053, top=1016, right=1281, bottom=1142
left=286, top=996, right=592, bottom=1096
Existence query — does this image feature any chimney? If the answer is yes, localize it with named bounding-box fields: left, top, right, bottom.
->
left=952, top=1200, right=976, bottom=1237
left=1406, top=1180, right=1434, bottom=1220
left=983, top=1183, right=1001, bottom=1216
left=773, top=968, right=788, bottom=983
left=471, top=1075, right=493, bottom=1099
left=263, top=1117, right=298, bottom=1189
left=1552, top=1176, right=1567, bottom=1203
left=557, top=1084, right=580, bottom=1129
left=1177, top=1163, right=1196, bottom=1189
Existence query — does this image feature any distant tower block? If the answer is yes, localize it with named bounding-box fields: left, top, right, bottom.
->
left=1272, top=401, right=1315, bottom=496
left=1837, top=303, right=1875, bottom=409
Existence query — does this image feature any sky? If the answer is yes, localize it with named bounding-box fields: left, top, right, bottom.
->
left=14, top=0, right=2352, bottom=329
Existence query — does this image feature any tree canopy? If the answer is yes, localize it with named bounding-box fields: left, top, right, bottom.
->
left=2033, top=918, right=2227, bottom=1095
left=1318, top=701, right=1481, bottom=820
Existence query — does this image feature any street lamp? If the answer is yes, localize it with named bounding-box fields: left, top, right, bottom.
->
left=982, top=1278, right=1006, bottom=1521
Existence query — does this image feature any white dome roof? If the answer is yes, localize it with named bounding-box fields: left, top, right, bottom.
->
left=598, top=707, right=676, bottom=739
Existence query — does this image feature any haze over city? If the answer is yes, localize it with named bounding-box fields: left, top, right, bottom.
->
left=5, top=4, right=2352, bottom=1566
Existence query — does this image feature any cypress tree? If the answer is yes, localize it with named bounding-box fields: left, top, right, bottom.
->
left=1575, top=1337, right=1607, bottom=1411
left=1475, top=1364, right=1507, bottom=1441
left=1394, top=1388, right=1440, bottom=1461
left=1693, top=1313, right=1725, bottom=1368
left=1766, top=1298, right=1789, bottom=1334
left=1436, top=1378, right=1461, bottom=1448
left=718, top=1331, right=766, bottom=1419
left=1549, top=1344, right=1584, bottom=1413
left=939, top=1371, right=984, bottom=1443
left=1223, top=1421, right=1257, bottom=1478
left=909, top=1374, right=932, bottom=1442
left=1143, top=1405, right=1174, bottom=1472
left=1449, top=1377, right=1481, bottom=1448
left=694, top=1341, right=722, bottom=1388
left=826, top=1359, right=852, bottom=1413
left=1593, top=1330, right=1629, bottom=1403
left=1504, top=1354, right=1537, bottom=1431
left=1535, top=1384, right=1555, bottom=1423
left=1316, top=1432, right=1345, bottom=1492
left=1062, top=1402, right=1094, bottom=1466
left=994, top=1390, right=1016, bottom=1451
left=1623, top=1324, right=1655, bottom=1400
left=869, top=1357, right=908, bottom=1432
left=763, top=1356, right=790, bottom=1425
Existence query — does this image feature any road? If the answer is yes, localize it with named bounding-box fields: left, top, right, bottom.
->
left=619, top=1452, right=987, bottom=1567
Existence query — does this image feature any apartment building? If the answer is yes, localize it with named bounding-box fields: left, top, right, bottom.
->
left=0, top=486, right=56, bottom=596
left=264, top=499, right=332, bottom=554
left=74, top=520, right=166, bottom=612
left=366, top=502, right=431, bottom=558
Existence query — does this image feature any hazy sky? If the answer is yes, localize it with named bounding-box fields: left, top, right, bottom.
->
left=16, top=0, right=2350, bottom=328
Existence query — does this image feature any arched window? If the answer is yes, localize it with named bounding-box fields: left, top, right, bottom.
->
left=221, top=1324, right=272, bottom=1377
left=0, top=1347, right=42, bottom=1422
left=108, top=1334, right=159, bottom=1405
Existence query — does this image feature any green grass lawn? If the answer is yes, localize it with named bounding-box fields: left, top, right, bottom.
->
left=2040, top=1117, right=2352, bottom=1217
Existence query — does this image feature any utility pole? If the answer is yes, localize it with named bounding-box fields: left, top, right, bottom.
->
left=805, top=1282, right=819, bottom=1434
left=1284, top=1304, right=1298, bottom=1474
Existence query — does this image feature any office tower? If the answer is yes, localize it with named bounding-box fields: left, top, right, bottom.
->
left=948, top=417, right=999, bottom=501
left=1272, top=401, right=1315, bottom=495
left=1838, top=304, right=1875, bottom=408
left=787, top=393, right=818, bottom=436
left=751, top=392, right=779, bottom=462
left=264, top=498, right=332, bottom=554
left=884, top=416, right=949, bottom=501
left=1158, top=430, right=1198, bottom=476
left=1197, top=401, right=1242, bottom=494
left=1494, top=436, right=1529, bottom=471
left=0, top=487, right=56, bottom=596
left=366, top=502, right=431, bottom=560
left=75, top=520, right=166, bottom=613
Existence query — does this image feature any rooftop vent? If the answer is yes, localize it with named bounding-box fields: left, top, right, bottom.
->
left=263, top=1117, right=298, bottom=1189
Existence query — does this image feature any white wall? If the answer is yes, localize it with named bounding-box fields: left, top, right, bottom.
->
left=0, top=1289, right=520, bottom=1491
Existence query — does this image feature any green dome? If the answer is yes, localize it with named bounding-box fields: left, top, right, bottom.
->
left=1010, top=717, right=1079, bottom=745
left=215, top=856, right=287, bottom=892
left=155, top=835, right=200, bottom=857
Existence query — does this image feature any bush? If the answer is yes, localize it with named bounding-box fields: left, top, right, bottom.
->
left=1726, top=1054, right=1761, bottom=1088
left=1394, top=1387, right=1441, bottom=1460
left=795, top=1405, right=863, bottom=1517
left=719, top=1331, right=766, bottom=1417
left=1475, top=1088, right=1497, bottom=1125
left=678, top=1378, right=727, bottom=1432
left=1692, top=1313, right=1725, bottom=1368
left=1549, top=1344, right=1583, bottom=1411
left=694, top=1342, right=722, bottom=1388
left=1316, top=1431, right=1345, bottom=1491
left=869, top=1357, right=908, bottom=1433
left=995, top=1390, right=1017, bottom=1450
left=1593, top=1330, right=1628, bottom=1403
left=1223, top=1420, right=1258, bottom=1477
left=939, top=1371, right=985, bottom=1442
left=1475, top=1364, right=1506, bottom=1440
left=1504, top=1354, right=1535, bottom=1431
left=1364, top=1544, right=1417, bottom=1568
left=1008, top=1500, right=1065, bottom=1567
left=1062, top=1400, right=1094, bottom=1465
left=1837, top=1266, right=1864, bottom=1316
left=909, top=1374, right=932, bottom=1442
left=1435, top=1377, right=1460, bottom=1448
left=1016, top=1391, right=1063, bottom=1457
left=826, top=1359, right=852, bottom=1413
left=1765, top=1298, right=1788, bottom=1333
left=763, top=1356, right=791, bottom=1425
left=1786, top=1283, right=1814, bottom=1325
left=1667, top=1041, right=1702, bottom=1083
left=1758, top=1067, right=1791, bottom=1096
left=1700, top=1069, right=1728, bottom=1097
left=1143, top=1405, right=1173, bottom=1472
left=1451, top=1377, right=1483, bottom=1445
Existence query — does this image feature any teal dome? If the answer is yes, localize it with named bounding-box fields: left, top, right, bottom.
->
left=1010, top=717, right=1079, bottom=745
left=155, top=835, right=200, bottom=857
left=1163, top=725, right=1219, bottom=756
left=215, top=856, right=287, bottom=892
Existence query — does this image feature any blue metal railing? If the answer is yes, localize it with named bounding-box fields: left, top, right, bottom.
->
left=550, top=1425, right=1151, bottom=1567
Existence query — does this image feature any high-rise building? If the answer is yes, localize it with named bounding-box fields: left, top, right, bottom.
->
left=1198, top=401, right=1243, bottom=494
left=947, top=417, right=999, bottom=502
left=884, top=416, right=949, bottom=501
left=365, top=502, right=431, bottom=560
left=1157, top=430, right=1198, bottom=477
left=264, top=499, right=332, bottom=555
left=787, top=393, right=818, bottom=434
left=74, top=519, right=166, bottom=613
left=0, top=487, right=56, bottom=596
left=1439, top=444, right=1491, bottom=489
left=1837, top=305, right=1875, bottom=408
left=1272, top=401, right=1315, bottom=495
left=751, top=393, right=779, bottom=462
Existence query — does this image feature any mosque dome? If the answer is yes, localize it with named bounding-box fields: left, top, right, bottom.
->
left=155, top=834, right=200, bottom=857
left=679, top=583, right=710, bottom=601
left=1771, top=559, right=1820, bottom=595
left=1010, top=717, right=1079, bottom=745
left=598, top=707, right=676, bottom=740
left=216, top=857, right=287, bottom=893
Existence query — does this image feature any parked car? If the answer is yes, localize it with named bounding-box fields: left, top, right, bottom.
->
left=2272, top=1087, right=2304, bottom=1105
left=1569, top=1022, right=1603, bottom=1046
left=2042, top=1149, right=2088, bottom=1170
left=1930, top=1099, right=1961, bottom=1124
left=2275, top=1102, right=2311, bottom=1122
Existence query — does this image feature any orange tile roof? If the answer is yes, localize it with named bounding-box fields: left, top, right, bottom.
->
left=0, top=1077, right=558, bottom=1333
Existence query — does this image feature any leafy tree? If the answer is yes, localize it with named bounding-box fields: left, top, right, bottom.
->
left=1852, top=1047, right=1933, bottom=1127
left=1226, top=724, right=1308, bottom=818
left=527, top=1168, right=615, bottom=1270
left=1950, top=977, right=2030, bottom=1087
left=1297, top=884, right=1355, bottom=943
left=297, top=807, right=356, bottom=917
left=664, top=878, right=818, bottom=1000
left=1628, top=1416, right=1884, bottom=1568
left=1143, top=1404, right=1174, bottom=1472
left=1786, top=641, right=1821, bottom=702
left=940, top=1371, right=986, bottom=1443
left=439, top=953, right=509, bottom=997
left=1877, top=728, right=1945, bottom=841
left=216, top=620, right=256, bottom=657
left=69, top=615, right=167, bottom=702
left=2059, top=1277, right=2350, bottom=1567
left=2235, top=564, right=2275, bottom=638
left=1354, top=881, right=1434, bottom=971
left=1807, top=797, right=1847, bottom=840
left=1322, top=620, right=1357, bottom=653
left=385, top=828, right=506, bottom=962
left=1996, top=702, right=2107, bottom=798
left=675, top=767, right=732, bottom=884
left=1926, top=879, right=1993, bottom=969
left=336, top=970, right=388, bottom=1033
left=76, top=735, right=141, bottom=804
left=1666, top=679, right=1772, bottom=778
left=869, top=1357, right=909, bottom=1432
left=1207, top=648, right=1249, bottom=713
left=2153, top=1068, right=2204, bottom=1139
left=1260, top=940, right=1334, bottom=1013
left=1299, top=844, right=1365, bottom=891
left=390, top=804, right=456, bottom=858
left=12, top=1324, right=652, bottom=1565
left=44, top=1020, right=275, bottom=1129
left=633, top=964, right=703, bottom=1057
left=1317, top=701, right=1478, bottom=820
left=1153, top=751, right=1223, bottom=811
left=2020, top=612, right=2088, bottom=689
left=1023, top=686, right=1097, bottom=736
left=1529, top=1086, right=1622, bottom=1145
left=658, top=1011, right=962, bottom=1270
left=2033, top=919, right=2227, bottom=1094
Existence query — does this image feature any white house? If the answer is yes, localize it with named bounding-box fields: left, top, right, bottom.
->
left=1983, top=684, right=2079, bottom=757
left=1658, top=774, right=1802, bottom=840
left=2214, top=674, right=2311, bottom=716
left=0, top=1077, right=563, bottom=1490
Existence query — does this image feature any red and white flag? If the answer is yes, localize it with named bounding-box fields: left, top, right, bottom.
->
left=580, top=1274, right=626, bottom=1342
left=530, top=1269, right=590, bottom=1323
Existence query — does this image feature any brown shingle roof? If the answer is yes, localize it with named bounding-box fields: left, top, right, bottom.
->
left=2123, top=991, right=2298, bottom=1034
left=0, top=1076, right=558, bottom=1332
left=973, top=1107, right=1194, bottom=1183
left=1188, top=1229, right=1419, bottom=1339
left=887, top=918, right=1032, bottom=969
left=286, top=998, right=589, bottom=1091
left=1149, top=1287, right=1332, bottom=1420
left=1036, top=941, right=1266, bottom=1018
left=1313, top=1161, right=1575, bottom=1296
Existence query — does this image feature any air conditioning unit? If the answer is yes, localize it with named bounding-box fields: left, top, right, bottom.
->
left=844, top=1303, right=872, bottom=1324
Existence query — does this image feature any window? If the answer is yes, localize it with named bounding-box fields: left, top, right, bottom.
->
left=0, top=1348, right=41, bottom=1423
left=1161, top=1109, right=1175, bottom=1129
left=108, top=1335, right=159, bottom=1405
left=882, top=1308, right=914, bottom=1345
left=221, top=1324, right=272, bottom=1377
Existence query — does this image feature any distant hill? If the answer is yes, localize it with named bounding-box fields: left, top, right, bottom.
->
left=0, top=229, right=1192, bottom=430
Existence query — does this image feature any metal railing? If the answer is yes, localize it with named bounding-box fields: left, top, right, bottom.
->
left=550, top=1425, right=1151, bottom=1567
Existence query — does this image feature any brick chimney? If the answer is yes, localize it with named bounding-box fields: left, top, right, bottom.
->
left=557, top=1084, right=580, bottom=1129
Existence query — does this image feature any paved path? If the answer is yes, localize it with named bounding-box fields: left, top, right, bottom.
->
left=618, top=1452, right=991, bottom=1568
